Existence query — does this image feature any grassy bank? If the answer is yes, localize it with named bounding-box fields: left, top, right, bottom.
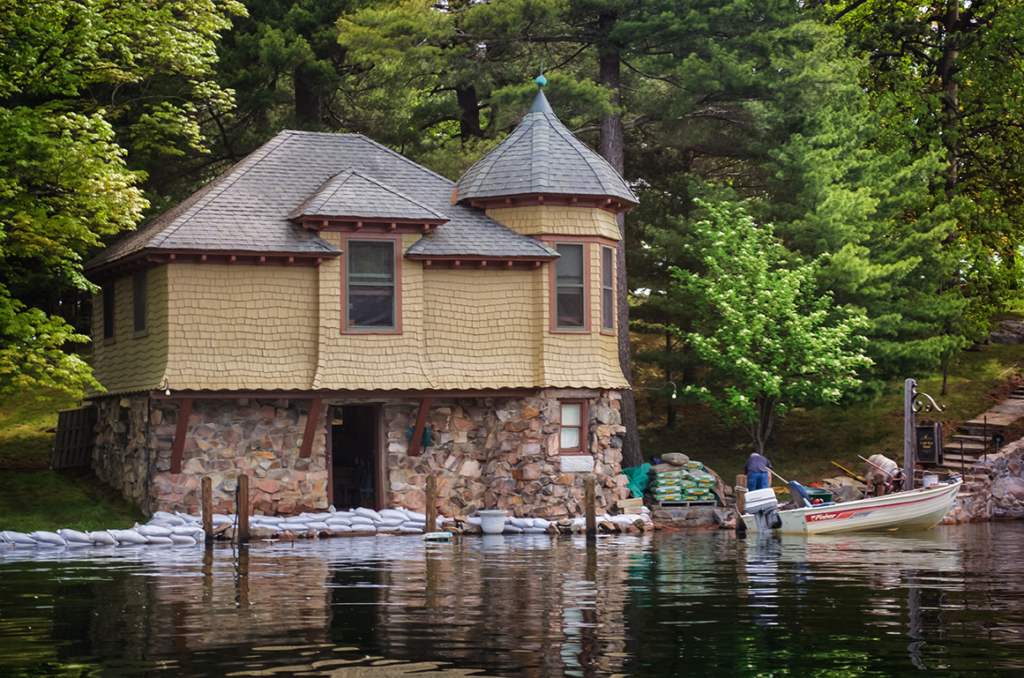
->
left=638, top=338, right=1024, bottom=488
left=0, top=390, right=145, bottom=532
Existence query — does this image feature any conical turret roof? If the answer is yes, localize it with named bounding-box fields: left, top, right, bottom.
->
left=455, top=90, right=637, bottom=211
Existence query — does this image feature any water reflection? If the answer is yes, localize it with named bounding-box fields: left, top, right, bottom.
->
left=2, top=525, right=1024, bottom=677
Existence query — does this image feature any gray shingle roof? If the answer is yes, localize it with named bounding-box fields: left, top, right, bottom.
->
left=455, top=90, right=638, bottom=204
left=86, top=131, right=556, bottom=271
left=288, top=169, right=446, bottom=223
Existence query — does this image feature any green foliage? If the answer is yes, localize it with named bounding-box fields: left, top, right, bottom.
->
left=669, top=201, right=872, bottom=454
left=0, top=0, right=244, bottom=397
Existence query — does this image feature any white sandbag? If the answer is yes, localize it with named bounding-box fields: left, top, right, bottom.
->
left=400, top=525, right=424, bottom=533
left=2, top=531, right=38, bottom=546
left=280, top=522, right=309, bottom=533
left=89, top=531, right=118, bottom=546
left=30, top=531, right=67, bottom=547
left=403, top=510, right=427, bottom=523
left=464, top=515, right=482, bottom=526
left=152, top=511, right=186, bottom=526
left=377, top=518, right=405, bottom=528
left=349, top=515, right=375, bottom=526
left=354, top=507, right=382, bottom=522
left=509, top=517, right=534, bottom=529
left=176, top=511, right=201, bottom=523
left=571, top=517, right=586, bottom=528
left=522, top=527, right=549, bottom=534
left=145, top=535, right=174, bottom=545
left=171, top=534, right=197, bottom=546
left=327, top=524, right=352, bottom=533
left=350, top=522, right=377, bottom=532
left=211, top=514, right=235, bottom=526
left=378, top=509, right=407, bottom=521
left=146, top=518, right=175, bottom=529
left=110, top=529, right=148, bottom=545
left=306, top=521, right=330, bottom=532
left=172, top=526, right=205, bottom=540
left=58, top=529, right=93, bottom=544
left=531, top=519, right=552, bottom=529
left=609, top=515, right=636, bottom=526
left=502, top=524, right=522, bottom=534
left=137, top=524, right=173, bottom=538
left=257, top=515, right=283, bottom=524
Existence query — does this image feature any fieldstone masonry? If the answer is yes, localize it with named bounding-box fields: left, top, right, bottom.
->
left=384, top=389, right=630, bottom=519
left=94, top=397, right=327, bottom=516
left=944, top=440, right=1024, bottom=524
left=92, top=388, right=630, bottom=519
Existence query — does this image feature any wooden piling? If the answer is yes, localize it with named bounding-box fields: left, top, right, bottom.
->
left=202, top=477, right=213, bottom=545
left=237, top=474, right=250, bottom=545
left=585, top=476, right=596, bottom=542
left=735, top=475, right=747, bottom=515
left=424, top=475, right=437, bottom=534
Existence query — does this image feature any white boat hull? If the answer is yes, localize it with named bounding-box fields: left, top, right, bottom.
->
left=742, top=480, right=962, bottom=536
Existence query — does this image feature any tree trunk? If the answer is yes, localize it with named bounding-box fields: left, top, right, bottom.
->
left=665, top=331, right=675, bottom=429
left=456, top=85, right=482, bottom=140
left=598, top=11, right=643, bottom=468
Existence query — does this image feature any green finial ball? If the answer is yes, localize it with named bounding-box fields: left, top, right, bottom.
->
left=535, top=74, right=547, bottom=88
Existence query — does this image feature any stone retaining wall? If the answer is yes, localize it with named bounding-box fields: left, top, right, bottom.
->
left=944, top=441, right=1024, bottom=524
left=92, top=389, right=629, bottom=519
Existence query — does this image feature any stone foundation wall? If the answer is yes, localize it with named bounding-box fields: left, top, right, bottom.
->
left=93, top=389, right=629, bottom=519
left=944, top=441, right=1024, bottom=524
left=383, top=388, right=630, bottom=519
left=93, top=396, right=327, bottom=516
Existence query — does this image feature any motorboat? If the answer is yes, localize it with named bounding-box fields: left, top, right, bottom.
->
left=741, top=478, right=962, bottom=536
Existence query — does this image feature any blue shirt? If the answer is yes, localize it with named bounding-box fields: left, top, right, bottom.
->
left=744, top=455, right=771, bottom=475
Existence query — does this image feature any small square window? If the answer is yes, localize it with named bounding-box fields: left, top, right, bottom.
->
left=559, top=400, right=587, bottom=454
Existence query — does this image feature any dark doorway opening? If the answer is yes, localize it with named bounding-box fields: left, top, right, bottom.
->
left=329, top=404, right=380, bottom=510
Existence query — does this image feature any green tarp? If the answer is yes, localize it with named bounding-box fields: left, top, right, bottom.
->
left=623, top=463, right=651, bottom=499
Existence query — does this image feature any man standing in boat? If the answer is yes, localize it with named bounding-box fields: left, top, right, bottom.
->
left=745, top=452, right=773, bottom=491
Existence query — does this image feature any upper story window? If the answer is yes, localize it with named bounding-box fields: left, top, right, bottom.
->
left=601, top=245, right=615, bottom=333
left=132, top=270, right=148, bottom=336
left=102, top=286, right=115, bottom=341
left=554, top=243, right=586, bottom=330
left=346, top=239, right=398, bottom=331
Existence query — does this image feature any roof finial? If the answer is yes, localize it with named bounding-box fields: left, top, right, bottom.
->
left=535, top=62, right=547, bottom=89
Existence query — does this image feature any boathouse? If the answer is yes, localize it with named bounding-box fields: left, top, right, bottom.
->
left=83, top=87, right=637, bottom=519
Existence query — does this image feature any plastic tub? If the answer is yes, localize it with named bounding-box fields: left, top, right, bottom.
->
left=805, top=488, right=833, bottom=503
left=477, top=510, right=508, bottom=535
left=922, top=473, right=938, bottom=488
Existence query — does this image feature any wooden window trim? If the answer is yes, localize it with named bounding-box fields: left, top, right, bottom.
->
left=558, top=399, right=589, bottom=455
left=549, top=241, right=590, bottom=333
left=132, top=270, right=148, bottom=338
left=341, top=234, right=403, bottom=335
left=601, top=245, right=615, bottom=336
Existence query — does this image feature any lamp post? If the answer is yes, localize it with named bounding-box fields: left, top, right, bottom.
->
left=904, top=379, right=946, bottom=491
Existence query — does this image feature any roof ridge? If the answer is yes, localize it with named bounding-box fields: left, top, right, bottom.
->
left=346, top=169, right=447, bottom=219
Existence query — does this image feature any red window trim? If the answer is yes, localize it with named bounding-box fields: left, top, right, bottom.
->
left=559, top=399, right=589, bottom=455
left=600, top=244, right=616, bottom=336
left=340, top=234, right=403, bottom=335
left=548, top=241, right=591, bottom=333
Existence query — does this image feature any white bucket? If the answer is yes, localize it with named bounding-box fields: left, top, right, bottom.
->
left=922, top=473, right=938, bottom=488
left=477, top=510, right=508, bottom=535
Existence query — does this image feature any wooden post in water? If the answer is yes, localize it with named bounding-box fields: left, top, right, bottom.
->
left=735, top=475, right=747, bottom=515
left=202, top=477, right=214, bottom=545
left=237, top=474, right=250, bottom=545
left=585, top=476, right=597, bottom=542
left=424, top=475, right=437, bottom=534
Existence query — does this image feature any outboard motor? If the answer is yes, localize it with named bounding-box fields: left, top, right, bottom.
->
left=744, top=488, right=782, bottom=533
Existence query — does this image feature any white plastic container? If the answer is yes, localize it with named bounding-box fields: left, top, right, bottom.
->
left=743, top=488, right=779, bottom=513
left=477, top=510, right=508, bottom=535
left=922, top=473, right=938, bottom=488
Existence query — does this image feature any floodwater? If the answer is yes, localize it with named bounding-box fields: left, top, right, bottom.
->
left=2, top=523, right=1023, bottom=678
